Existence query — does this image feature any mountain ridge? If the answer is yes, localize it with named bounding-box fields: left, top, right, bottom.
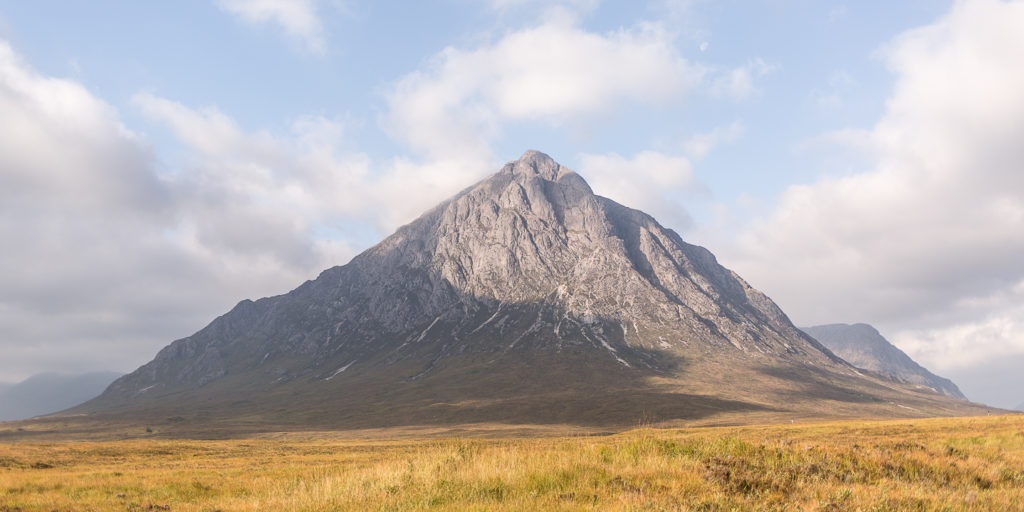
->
left=76, top=151, right=990, bottom=430
left=801, top=323, right=965, bottom=400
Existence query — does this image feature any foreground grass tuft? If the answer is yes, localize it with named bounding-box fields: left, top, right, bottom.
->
left=1, top=415, right=1023, bottom=510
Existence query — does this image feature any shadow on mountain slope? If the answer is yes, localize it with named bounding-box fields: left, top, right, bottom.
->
left=72, top=302, right=780, bottom=433
left=57, top=151, right=997, bottom=436
left=754, top=364, right=887, bottom=405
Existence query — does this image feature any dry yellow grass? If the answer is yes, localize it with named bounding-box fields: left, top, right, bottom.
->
left=1, top=414, right=1023, bottom=511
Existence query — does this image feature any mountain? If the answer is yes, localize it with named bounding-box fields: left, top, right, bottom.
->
left=801, top=324, right=965, bottom=400
left=0, top=372, right=123, bottom=421
left=75, top=151, right=988, bottom=432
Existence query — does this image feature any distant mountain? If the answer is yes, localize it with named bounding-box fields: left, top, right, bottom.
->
left=1017, top=402, right=1024, bottom=411
left=75, top=151, right=989, bottom=431
left=0, top=372, right=123, bottom=421
left=801, top=324, right=965, bottom=400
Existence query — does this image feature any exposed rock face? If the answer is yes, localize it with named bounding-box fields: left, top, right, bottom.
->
left=82, top=151, right=984, bottom=428
left=801, top=323, right=966, bottom=400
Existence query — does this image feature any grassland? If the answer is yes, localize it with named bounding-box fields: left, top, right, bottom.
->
left=1, top=414, right=1022, bottom=511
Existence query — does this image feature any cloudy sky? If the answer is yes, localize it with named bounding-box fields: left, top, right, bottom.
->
left=1, top=0, right=1022, bottom=408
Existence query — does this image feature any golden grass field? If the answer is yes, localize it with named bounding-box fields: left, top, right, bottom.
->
left=1, top=414, right=1023, bottom=511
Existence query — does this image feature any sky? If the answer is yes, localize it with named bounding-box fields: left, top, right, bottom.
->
left=1, top=0, right=1022, bottom=408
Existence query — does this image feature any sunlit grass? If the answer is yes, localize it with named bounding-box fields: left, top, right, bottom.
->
left=1, top=415, right=1022, bottom=510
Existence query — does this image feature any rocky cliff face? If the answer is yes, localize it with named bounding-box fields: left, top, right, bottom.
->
left=83, top=151, right=982, bottom=428
left=801, top=323, right=966, bottom=400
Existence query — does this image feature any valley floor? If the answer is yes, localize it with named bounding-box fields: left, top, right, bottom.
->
left=1, top=415, right=1023, bottom=511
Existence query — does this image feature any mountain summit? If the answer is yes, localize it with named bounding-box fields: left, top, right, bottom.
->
left=81, top=151, right=987, bottom=430
left=801, top=323, right=965, bottom=400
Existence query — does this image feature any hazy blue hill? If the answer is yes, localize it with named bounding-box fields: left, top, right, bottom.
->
left=802, top=323, right=965, bottom=400
left=0, top=372, right=122, bottom=421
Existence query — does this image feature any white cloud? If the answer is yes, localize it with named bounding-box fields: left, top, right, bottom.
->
left=720, top=0, right=1024, bottom=371
left=133, top=92, right=366, bottom=241
left=0, top=49, right=489, bottom=377
left=828, top=5, right=848, bottom=23
left=811, top=69, right=855, bottom=110
left=383, top=20, right=708, bottom=160
left=827, top=69, right=853, bottom=88
left=0, top=41, right=376, bottom=380
left=708, top=58, right=774, bottom=100
left=489, top=0, right=598, bottom=13
left=683, top=120, right=745, bottom=160
left=660, top=0, right=707, bottom=20
left=0, top=42, right=209, bottom=377
left=0, top=44, right=163, bottom=215
left=579, top=150, right=697, bottom=231
left=216, top=0, right=325, bottom=53
left=382, top=13, right=771, bottom=175
left=893, top=281, right=1024, bottom=371
left=133, top=92, right=483, bottom=235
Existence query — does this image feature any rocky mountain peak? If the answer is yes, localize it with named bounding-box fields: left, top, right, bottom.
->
left=81, top=150, right=988, bottom=430
left=504, top=149, right=566, bottom=180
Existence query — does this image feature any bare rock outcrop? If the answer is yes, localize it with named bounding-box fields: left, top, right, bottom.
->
left=81, top=151, right=985, bottom=427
